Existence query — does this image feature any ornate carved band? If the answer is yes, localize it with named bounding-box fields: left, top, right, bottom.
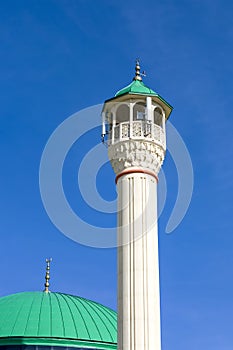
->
left=108, top=140, right=165, bottom=177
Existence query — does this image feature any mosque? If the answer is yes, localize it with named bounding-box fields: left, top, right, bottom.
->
left=0, top=62, right=172, bottom=350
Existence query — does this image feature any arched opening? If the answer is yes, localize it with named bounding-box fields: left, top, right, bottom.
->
left=154, top=107, right=163, bottom=127
left=133, top=102, right=146, bottom=121
left=116, top=104, right=129, bottom=124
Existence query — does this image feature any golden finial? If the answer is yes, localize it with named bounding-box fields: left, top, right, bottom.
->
left=133, top=59, right=142, bottom=81
left=44, top=258, right=52, bottom=293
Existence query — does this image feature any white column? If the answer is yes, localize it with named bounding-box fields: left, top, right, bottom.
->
left=146, top=96, right=152, bottom=121
left=117, top=172, right=161, bottom=350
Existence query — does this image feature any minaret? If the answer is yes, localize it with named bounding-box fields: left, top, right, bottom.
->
left=102, top=61, right=173, bottom=350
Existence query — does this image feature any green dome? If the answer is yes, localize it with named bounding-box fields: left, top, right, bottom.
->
left=115, top=79, right=157, bottom=97
left=0, top=291, right=117, bottom=349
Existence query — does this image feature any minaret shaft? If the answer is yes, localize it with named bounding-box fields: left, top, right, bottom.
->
left=117, top=173, right=161, bottom=350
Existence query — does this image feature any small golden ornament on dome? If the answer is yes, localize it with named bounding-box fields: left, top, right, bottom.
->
left=133, top=59, right=142, bottom=81
left=44, top=258, right=52, bottom=293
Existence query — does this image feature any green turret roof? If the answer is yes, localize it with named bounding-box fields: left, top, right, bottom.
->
left=115, top=79, right=158, bottom=97
left=104, top=61, right=173, bottom=118
left=0, top=291, right=117, bottom=349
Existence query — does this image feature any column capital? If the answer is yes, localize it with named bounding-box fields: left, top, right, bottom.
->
left=108, top=140, right=165, bottom=177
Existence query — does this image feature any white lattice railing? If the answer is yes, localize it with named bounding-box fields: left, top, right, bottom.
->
left=109, top=121, right=166, bottom=148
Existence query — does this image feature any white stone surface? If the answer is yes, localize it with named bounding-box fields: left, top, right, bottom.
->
left=109, top=139, right=165, bottom=177
left=117, top=173, right=161, bottom=350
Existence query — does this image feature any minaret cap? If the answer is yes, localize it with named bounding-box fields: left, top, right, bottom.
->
left=133, top=59, right=142, bottom=81
left=44, top=258, right=52, bottom=293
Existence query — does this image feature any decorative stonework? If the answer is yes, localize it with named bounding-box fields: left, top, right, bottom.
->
left=108, top=140, right=165, bottom=176
left=109, top=121, right=166, bottom=150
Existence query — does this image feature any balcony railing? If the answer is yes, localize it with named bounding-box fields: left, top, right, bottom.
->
left=108, top=121, right=166, bottom=149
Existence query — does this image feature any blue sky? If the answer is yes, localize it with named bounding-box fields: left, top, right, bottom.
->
left=0, top=0, right=233, bottom=349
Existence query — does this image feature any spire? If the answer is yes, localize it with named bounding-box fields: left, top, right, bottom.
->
left=44, top=258, right=52, bottom=293
left=133, top=59, right=142, bottom=81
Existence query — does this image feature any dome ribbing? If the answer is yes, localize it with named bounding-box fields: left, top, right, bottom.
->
left=0, top=292, right=117, bottom=349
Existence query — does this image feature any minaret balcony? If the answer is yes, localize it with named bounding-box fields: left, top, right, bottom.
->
left=108, top=120, right=166, bottom=149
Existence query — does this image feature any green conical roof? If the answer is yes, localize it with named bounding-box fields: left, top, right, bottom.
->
left=0, top=291, right=117, bottom=349
left=115, top=79, right=158, bottom=97
left=106, top=78, right=173, bottom=118
left=103, top=62, right=173, bottom=119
